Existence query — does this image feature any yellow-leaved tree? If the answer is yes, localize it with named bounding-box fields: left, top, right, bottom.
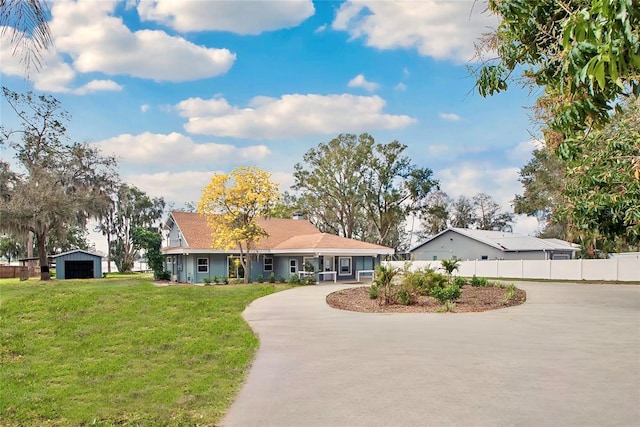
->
left=197, top=166, right=280, bottom=283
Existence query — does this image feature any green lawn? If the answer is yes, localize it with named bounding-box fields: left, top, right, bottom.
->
left=0, top=275, right=290, bottom=426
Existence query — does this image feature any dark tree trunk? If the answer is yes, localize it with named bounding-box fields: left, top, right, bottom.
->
left=37, top=231, right=50, bottom=281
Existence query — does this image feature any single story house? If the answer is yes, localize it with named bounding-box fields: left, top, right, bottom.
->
left=161, top=211, right=395, bottom=283
left=50, top=249, right=103, bottom=279
left=410, top=228, right=580, bottom=261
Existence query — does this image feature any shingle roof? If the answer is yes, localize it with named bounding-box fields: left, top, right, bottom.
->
left=167, top=211, right=393, bottom=253
left=275, top=233, right=393, bottom=252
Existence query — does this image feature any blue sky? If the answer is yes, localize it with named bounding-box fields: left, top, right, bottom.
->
left=1, top=0, right=543, bottom=247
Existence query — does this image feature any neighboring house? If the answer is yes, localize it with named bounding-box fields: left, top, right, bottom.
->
left=50, top=249, right=103, bottom=279
left=161, top=211, right=394, bottom=283
left=410, top=228, right=579, bottom=261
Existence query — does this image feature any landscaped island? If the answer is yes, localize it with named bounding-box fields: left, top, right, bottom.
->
left=327, top=264, right=526, bottom=313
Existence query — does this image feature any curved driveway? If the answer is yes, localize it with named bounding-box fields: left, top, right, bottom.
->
left=222, top=282, right=640, bottom=427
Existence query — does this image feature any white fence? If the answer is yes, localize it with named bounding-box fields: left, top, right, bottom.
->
left=383, top=258, right=640, bottom=282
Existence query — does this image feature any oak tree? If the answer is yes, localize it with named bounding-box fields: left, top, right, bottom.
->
left=0, top=87, right=118, bottom=280
left=293, top=133, right=438, bottom=250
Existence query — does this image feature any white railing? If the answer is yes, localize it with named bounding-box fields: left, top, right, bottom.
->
left=317, top=271, right=337, bottom=283
left=383, top=258, right=640, bottom=282
left=356, top=269, right=375, bottom=282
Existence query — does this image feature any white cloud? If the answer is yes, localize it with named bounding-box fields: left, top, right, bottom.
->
left=1, top=31, right=124, bottom=95
left=332, top=0, right=498, bottom=63
left=395, top=82, right=407, bottom=91
left=427, top=145, right=449, bottom=156
left=403, top=67, right=410, bottom=78
left=126, top=170, right=218, bottom=205
left=437, top=163, right=520, bottom=209
left=347, top=73, right=379, bottom=92
left=92, top=132, right=271, bottom=168
left=176, top=93, right=416, bottom=139
left=2, top=1, right=237, bottom=89
left=315, top=24, right=328, bottom=33
left=137, top=0, right=315, bottom=34
left=507, top=139, right=543, bottom=164
left=72, top=79, right=123, bottom=95
left=439, top=112, right=462, bottom=121
left=141, top=104, right=150, bottom=113
left=50, top=1, right=235, bottom=82
left=126, top=169, right=295, bottom=206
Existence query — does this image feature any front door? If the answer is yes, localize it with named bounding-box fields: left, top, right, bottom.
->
left=322, top=256, right=334, bottom=281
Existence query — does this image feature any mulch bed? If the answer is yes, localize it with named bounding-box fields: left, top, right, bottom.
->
left=326, top=285, right=526, bottom=313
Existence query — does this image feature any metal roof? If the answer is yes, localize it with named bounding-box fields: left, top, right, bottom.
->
left=412, top=228, right=580, bottom=253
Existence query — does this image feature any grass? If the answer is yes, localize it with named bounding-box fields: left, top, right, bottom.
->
left=0, top=275, right=291, bottom=426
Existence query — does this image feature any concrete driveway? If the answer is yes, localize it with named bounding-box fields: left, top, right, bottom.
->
left=222, top=282, right=640, bottom=427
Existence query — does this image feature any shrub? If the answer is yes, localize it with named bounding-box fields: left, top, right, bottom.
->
left=374, top=265, right=399, bottom=305
left=288, top=275, right=301, bottom=285
left=203, top=277, right=211, bottom=285
left=157, top=270, right=171, bottom=281
left=257, top=274, right=264, bottom=283
left=369, top=284, right=378, bottom=299
left=278, top=276, right=286, bottom=283
left=503, top=283, right=517, bottom=303
left=430, top=284, right=462, bottom=304
left=268, top=272, right=276, bottom=283
left=443, top=300, right=456, bottom=312
left=397, top=289, right=413, bottom=305
left=471, top=275, right=489, bottom=287
left=402, top=268, right=448, bottom=296
left=223, top=277, right=229, bottom=285
left=453, top=276, right=467, bottom=287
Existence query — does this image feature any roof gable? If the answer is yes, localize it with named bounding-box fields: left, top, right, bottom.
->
left=50, top=249, right=103, bottom=258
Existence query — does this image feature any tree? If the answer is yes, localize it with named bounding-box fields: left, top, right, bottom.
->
left=46, top=224, right=91, bottom=254
left=0, top=87, right=118, bottom=280
left=514, top=146, right=569, bottom=239
left=559, top=98, right=640, bottom=255
left=0, top=235, right=24, bottom=263
left=198, top=166, right=280, bottom=284
left=476, top=0, right=640, bottom=150
left=450, top=196, right=477, bottom=228
left=420, top=190, right=452, bottom=237
left=293, top=133, right=438, bottom=249
left=270, top=192, right=302, bottom=219
left=293, top=134, right=372, bottom=240
left=362, top=140, right=438, bottom=248
left=1, top=0, right=53, bottom=73
left=98, top=183, right=165, bottom=273
left=473, top=193, right=514, bottom=231
left=132, top=226, right=166, bottom=280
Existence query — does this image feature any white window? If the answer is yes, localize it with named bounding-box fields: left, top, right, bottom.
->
left=289, top=259, right=297, bottom=274
left=339, top=257, right=352, bottom=276
left=264, top=256, right=273, bottom=272
left=197, top=258, right=209, bottom=273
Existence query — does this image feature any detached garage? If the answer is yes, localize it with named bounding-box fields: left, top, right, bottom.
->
left=51, top=250, right=103, bottom=280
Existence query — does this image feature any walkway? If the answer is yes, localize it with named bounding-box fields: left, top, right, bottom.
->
left=222, top=282, right=640, bottom=427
